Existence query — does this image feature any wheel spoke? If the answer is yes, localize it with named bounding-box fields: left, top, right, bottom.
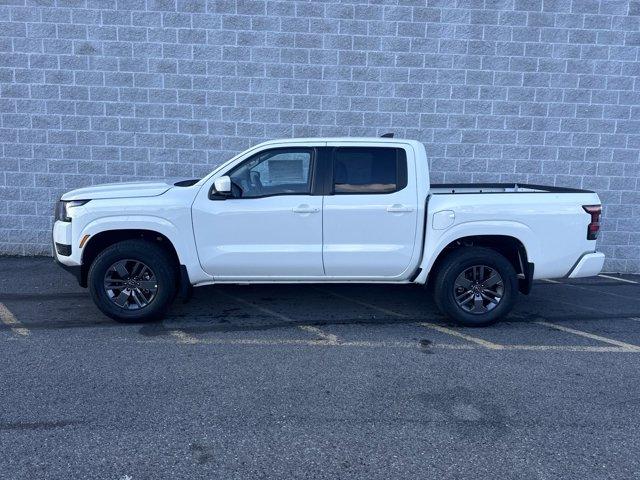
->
left=455, top=277, right=473, bottom=289
left=138, top=266, right=149, bottom=279
left=471, top=294, right=486, bottom=313
left=129, top=261, right=143, bottom=278
left=113, top=290, right=129, bottom=307
left=113, top=261, right=129, bottom=278
left=481, top=292, right=500, bottom=305
left=484, top=272, right=501, bottom=288
left=138, top=288, right=152, bottom=302
left=482, top=287, right=501, bottom=296
left=137, top=280, right=157, bottom=290
left=130, top=289, right=144, bottom=307
left=456, top=291, right=474, bottom=304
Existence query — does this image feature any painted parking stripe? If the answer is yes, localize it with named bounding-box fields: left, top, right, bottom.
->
left=418, top=322, right=504, bottom=350
left=340, top=340, right=473, bottom=349
left=0, top=303, right=29, bottom=337
left=539, top=278, right=635, bottom=301
left=598, top=274, right=639, bottom=285
left=135, top=336, right=470, bottom=349
left=218, top=290, right=345, bottom=343
left=129, top=336, right=640, bottom=353
left=169, top=330, right=199, bottom=344
left=499, top=344, right=637, bottom=352
left=318, top=287, right=510, bottom=348
left=536, top=321, right=640, bottom=351
left=217, top=290, right=296, bottom=323
left=315, top=288, right=410, bottom=318
left=299, top=325, right=339, bottom=344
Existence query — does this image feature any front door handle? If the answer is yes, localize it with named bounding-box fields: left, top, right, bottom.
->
left=387, top=204, right=413, bottom=213
left=292, top=205, right=320, bottom=214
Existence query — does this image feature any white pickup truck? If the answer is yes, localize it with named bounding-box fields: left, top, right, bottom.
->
left=53, top=137, right=605, bottom=327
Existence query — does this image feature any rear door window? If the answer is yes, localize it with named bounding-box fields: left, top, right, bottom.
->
left=332, top=147, right=407, bottom=194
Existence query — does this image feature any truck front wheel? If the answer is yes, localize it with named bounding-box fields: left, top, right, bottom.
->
left=432, top=247, right=518, bottom=327
left=88, top=239, right=177, bottom=322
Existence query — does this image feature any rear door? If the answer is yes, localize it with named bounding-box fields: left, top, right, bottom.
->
left=322, top=143, right=419, bottom=278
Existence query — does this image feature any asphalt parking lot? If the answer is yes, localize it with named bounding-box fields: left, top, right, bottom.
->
left=1, top=257, right=640, bottom=479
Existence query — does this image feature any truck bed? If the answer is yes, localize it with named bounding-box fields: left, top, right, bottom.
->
left=424, top=183, right=602, bottom=280
left=430, top=183, right=594, bottom=195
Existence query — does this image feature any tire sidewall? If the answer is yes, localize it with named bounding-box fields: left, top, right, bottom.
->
left=88, top=240, right=175, bottom=322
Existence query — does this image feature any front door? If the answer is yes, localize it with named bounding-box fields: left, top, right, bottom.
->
left=192, top=147, right=324, bottom=279
left=322, top=144, right=418, bottom=278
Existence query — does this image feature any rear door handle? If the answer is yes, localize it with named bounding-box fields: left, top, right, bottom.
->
left=387, top=204, right=413, bottom=213
left=292, top=205, right=320, bottom=214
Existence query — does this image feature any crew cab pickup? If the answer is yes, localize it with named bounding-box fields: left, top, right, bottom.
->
left=53, top=137, right=605, bottom=326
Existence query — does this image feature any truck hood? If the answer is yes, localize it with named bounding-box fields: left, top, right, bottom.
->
left=61, top=180, right=175, bottom=201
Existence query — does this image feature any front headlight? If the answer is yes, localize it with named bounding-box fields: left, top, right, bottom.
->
left=55, top=200, right=89, bottom=222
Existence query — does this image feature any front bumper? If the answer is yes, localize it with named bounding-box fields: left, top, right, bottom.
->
left=54, top=255, right=84, bottom=286
left=52, top=220, right=85, bottom=286
left=568, top=252, right=605, bottom=278
left=52, top=220, right=79, bottom=264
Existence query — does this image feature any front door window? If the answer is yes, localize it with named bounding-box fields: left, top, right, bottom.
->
left=229, top=149, right=313, bottom=198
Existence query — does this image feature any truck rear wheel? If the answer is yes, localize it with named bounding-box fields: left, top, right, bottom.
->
left=432, top=247, right=518, bottom=327
left=88, top=239, right=177, bottom=322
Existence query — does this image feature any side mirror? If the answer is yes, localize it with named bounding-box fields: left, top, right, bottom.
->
left=213, top=175, right=232, bottom=195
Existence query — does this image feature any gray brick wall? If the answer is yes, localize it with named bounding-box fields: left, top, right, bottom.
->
left=0, top=0, right=639, bottom=272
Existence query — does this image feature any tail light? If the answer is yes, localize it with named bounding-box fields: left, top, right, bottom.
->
left=582, top=205, right=601, bottom=240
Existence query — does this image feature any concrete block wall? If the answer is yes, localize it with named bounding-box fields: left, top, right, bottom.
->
left=0, top=0, right=638, bottom=272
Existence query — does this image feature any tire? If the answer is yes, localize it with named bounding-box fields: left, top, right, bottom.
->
left=88, top=239, right=177, bottom=322
left=432, top=247, right=518, bottom=327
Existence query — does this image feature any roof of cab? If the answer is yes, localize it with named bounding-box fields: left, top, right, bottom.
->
left=251, top=137, right=423, bottom=149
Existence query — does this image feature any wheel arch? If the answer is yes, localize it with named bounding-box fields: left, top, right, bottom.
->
left=424, top=233, right=535, bottom=295
left=79, top=229, right=182, bottom=288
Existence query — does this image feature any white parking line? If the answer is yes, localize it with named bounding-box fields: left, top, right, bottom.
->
left=299, top=325, right=340, bottom=345
left=217, top=291, right=295, bottom=323
left=539, top=278, right=635, bottom=301
left=131, top=336, right=640, bottom=352
left=219, top=290, right=345, bottom=344
left=598, top=274, right=639, bottom=285
left=136, top=336, right=471, bottom=349
left=418, top=322, right=504, bottom=350
left=318, top=288, right=512, bottom=349
left=536, top=321, right=640, bottom=351
left=0, top=302, right=29, bottom=337
left=341, top=340, right=473, bottom=349
left=500, top=344, right=636, bottom=352
left=169, top=330, right=199, bottom=344
left=315, top=288, right=409, bottom=318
